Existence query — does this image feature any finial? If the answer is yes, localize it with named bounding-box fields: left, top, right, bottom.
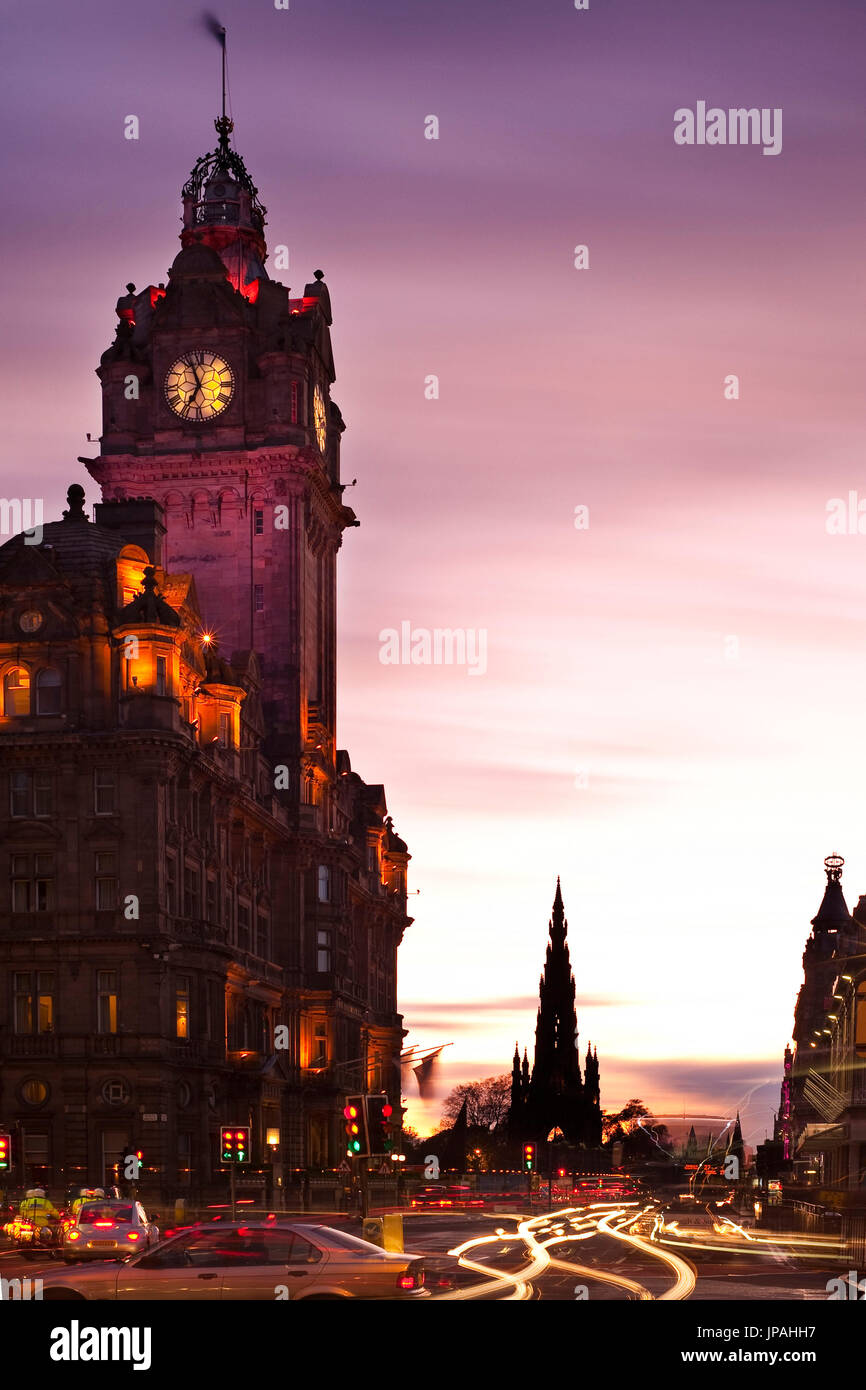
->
left=62, top=483, right=87, bottom=522
left=314, top=269, right=325, bottom=281
left=824, top=853, right=844, bottom=883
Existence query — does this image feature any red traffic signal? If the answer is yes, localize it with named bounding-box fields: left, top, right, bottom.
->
left=344, top=1096, right=364, bottom=1156
left=365, top=1095, right=393, bottom=1154
left=220, top=1126, right=251, bottom=1164
left=523, top=1143, right=537, bottom=1172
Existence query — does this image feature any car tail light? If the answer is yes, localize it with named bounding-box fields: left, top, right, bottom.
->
left=68, top=1231, right=81, bottom=1241
left=127, top=1231, right=141, bottom=1240
left=93, top=1221, right=114, bottom=1228
left=398, top=1267, right=425, bottom=1290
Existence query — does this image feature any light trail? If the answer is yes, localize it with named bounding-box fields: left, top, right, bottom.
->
left=597, top=1208, right=696, bottom=1300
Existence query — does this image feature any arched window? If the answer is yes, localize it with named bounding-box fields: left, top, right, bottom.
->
left=3, top=668, right=30, bottom=716
left=36, top=668, right=62, bottom=715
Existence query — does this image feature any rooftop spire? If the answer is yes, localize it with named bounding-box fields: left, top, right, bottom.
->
left=811, top=853, right=851, bottom=931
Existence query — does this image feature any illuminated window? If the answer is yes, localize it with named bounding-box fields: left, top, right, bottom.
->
left=94, top=769, right=116, bottom=815
left=3, top=667, right=30, bottom=716
left=95, top=851, right=118, bottom=910
left=21, top=1078, right=49, bottom=1106
left=13, top=972, right=54, bottom=1033
left=857, top=984, right=866, bottom=1051
left=312, top=1020, right=328, bottom=1067
left=97, top=971, right=118, bottom=1034
left=12, top=854, right=54, bottom=912
left=176, top=977, right=190, bottom=1039
left=35, top=667, right=62, bottom=715
left=254, top=509, right=264, bottom=536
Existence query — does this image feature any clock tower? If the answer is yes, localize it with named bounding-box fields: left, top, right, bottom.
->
left=85, top=115, right=354, bottom=807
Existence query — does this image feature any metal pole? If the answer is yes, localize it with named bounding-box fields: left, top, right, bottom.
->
left=230, top=1163, right=236, bottom=1220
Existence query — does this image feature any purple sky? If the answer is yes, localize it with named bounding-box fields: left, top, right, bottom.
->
left=4, top=0, right=866, bottom=1143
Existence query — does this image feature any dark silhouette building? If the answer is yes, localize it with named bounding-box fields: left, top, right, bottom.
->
left=509, top=880, right=601, bottom=1147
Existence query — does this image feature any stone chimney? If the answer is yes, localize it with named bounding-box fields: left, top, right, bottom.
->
left=94, top=496, right=167, bottom=566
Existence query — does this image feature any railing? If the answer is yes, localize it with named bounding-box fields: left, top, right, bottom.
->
left=6, top=1034, right=58, bottom=1057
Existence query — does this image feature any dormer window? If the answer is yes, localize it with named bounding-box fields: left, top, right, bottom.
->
left=3, top=667, right=30, bottom=716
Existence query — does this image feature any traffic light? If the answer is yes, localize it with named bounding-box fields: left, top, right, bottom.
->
left=523, top=1142, right=537, bottom=1172
left=220, top=1126, right=251, bottom=1165
left=0, top=1133, right=10, bottom=1172
left=343, top=1097, right=364, bottom=1157
left=365, top=1095, right=393, bottom=1154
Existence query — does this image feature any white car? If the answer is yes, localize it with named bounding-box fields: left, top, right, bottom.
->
left=63, top=1199, right=159, bottom=1262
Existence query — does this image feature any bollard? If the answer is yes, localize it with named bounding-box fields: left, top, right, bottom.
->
left=362, top=1216, right=384, bottom=1247
left=383, top=1212, right=404, bottom=1252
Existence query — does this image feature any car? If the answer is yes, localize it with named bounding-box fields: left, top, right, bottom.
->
left=40, top=1221, right=427, bottom=1300
left=62, top=1199, right=159, bottom=1262
left=409, top=1185, right=483, bottom=1210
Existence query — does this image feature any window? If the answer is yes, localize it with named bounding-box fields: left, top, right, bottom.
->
left=21, top=1078, right=49, bottom=1105
left=13, top=972, right=54, bottom=1033
left=35, top=668, right=62, bottom=715
left=291, top=380, right=298, bottom=425
left=254, top=509, right=264, bottom=536
left=156, top=656, right=167, bottom=696
left=97, top=971, right=118, bottom=1034
left=219, top=712, right=231, bottom=748
left=101, top=1077, right=129, bottom=1104
left=12, top=854, right=54, bottom=912
left=316, top=929, right=332, bottom=973
left=11, top=771, right=29, bottom=817
left=3, top=667, right=30, bottom=716
left=34, top=772, right=52, bottom=817
left=312, top=1020, right=328, bottom=1067
left=206, top=876, right=217, bottom=923
left=166, top=854, right=177, bottom=914
left=255, top=914, right=269, bottom=958
left=254, top=584, right=264, bottom=612
left=183, top=862, right=200, bottom=918
left=95, top=851, right=118, bottom=910
left=238, top=901, right=251, bottom=950
left=317, top=864, right=331, bottom=903
left=176, top=977, right=190, bottom=1039
left=10, top=770, right=52, bottom=818
left=94, top=769, right=116, bottom=815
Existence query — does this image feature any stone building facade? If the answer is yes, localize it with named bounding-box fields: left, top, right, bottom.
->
left=0, top=114, right=411, bottom=1201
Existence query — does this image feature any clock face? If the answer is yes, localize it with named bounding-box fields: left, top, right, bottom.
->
left=19, top=609, right=43, bottom=634
left=313, top=384, right=327, bottom=454
left=164, top=350, right=234, bottom=422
